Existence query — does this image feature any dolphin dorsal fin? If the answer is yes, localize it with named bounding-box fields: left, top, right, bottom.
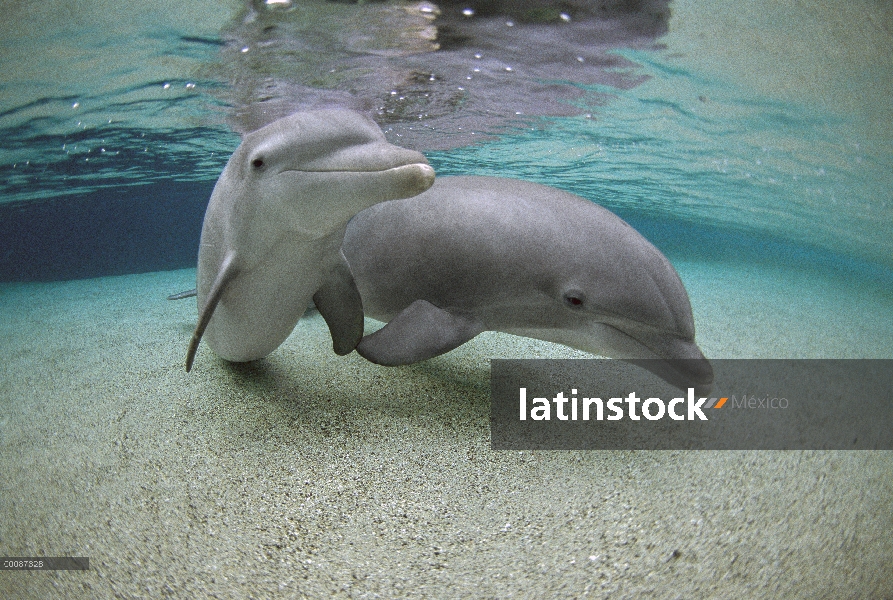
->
left=185, top=253, right=239, bottom=372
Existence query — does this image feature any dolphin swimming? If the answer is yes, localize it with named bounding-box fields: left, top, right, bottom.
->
left=185, top=109, right=435, bottom=372
left=342, top=176, right=713, bottom=391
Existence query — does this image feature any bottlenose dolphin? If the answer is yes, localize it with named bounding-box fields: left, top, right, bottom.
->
left=342, top=176, right=713, bottom=391
left=186, top=109, right=435, bottom=372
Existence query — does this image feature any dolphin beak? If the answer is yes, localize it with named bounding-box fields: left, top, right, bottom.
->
left=524, top=322, right=714, bottom=394
left=296, top=143, right=435, bottom=200
left=625, top=357, right=714, bottom=396
left=302, top=142, right=431, bottom=174
left=624, top=333, right=714, bottom=395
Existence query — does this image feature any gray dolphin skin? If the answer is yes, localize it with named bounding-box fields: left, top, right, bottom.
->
left=343, top=176, right=713, bottom=392
left=186, top=109, right=435, bottom=372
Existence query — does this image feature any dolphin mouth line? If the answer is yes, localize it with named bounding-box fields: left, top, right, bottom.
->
left=602, top=322, right=699, bottom=363
left=277, top=163, right=431, bottom=175
left=601, top=323, right=712, bottom=388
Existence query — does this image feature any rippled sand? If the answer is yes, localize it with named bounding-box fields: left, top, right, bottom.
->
left=1, top=263, right=890, bottom=597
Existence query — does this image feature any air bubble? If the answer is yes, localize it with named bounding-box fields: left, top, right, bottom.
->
left=264, top=0, right=294, bottom=11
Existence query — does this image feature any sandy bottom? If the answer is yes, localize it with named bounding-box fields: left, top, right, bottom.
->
left=1, top=261, right=891, bottom=598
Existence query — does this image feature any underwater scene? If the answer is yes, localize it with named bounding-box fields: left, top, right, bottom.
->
left=1, top=0, right=891, bottom=597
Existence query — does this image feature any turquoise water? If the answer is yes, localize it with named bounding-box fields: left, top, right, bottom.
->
left=0, top=0, right=891, bottom=354
left=430, top=51, right=893, bottom=272
left=1, top=4, right=892, bottom=596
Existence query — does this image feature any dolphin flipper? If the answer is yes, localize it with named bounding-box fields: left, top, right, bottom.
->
left=312, top=255, right=364, bottom=356
left=167, top=289, right=197, bottom=300
left=356, top=299, right=484, bottom=366
left=186, top=253, right=239, bottom=372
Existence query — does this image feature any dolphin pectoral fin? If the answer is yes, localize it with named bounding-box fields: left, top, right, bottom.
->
left=167, top=288, right=197, bottom=301
left=356, top=300, right=483, bottom=366
left=186, top=254, right=238, bottom=373
left=312, top=256, right=364, bottom=356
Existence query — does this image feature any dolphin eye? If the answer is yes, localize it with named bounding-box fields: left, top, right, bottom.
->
left=251, top=157, right=265, bottom=169
left=563, top=291, right=585, bottom=308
